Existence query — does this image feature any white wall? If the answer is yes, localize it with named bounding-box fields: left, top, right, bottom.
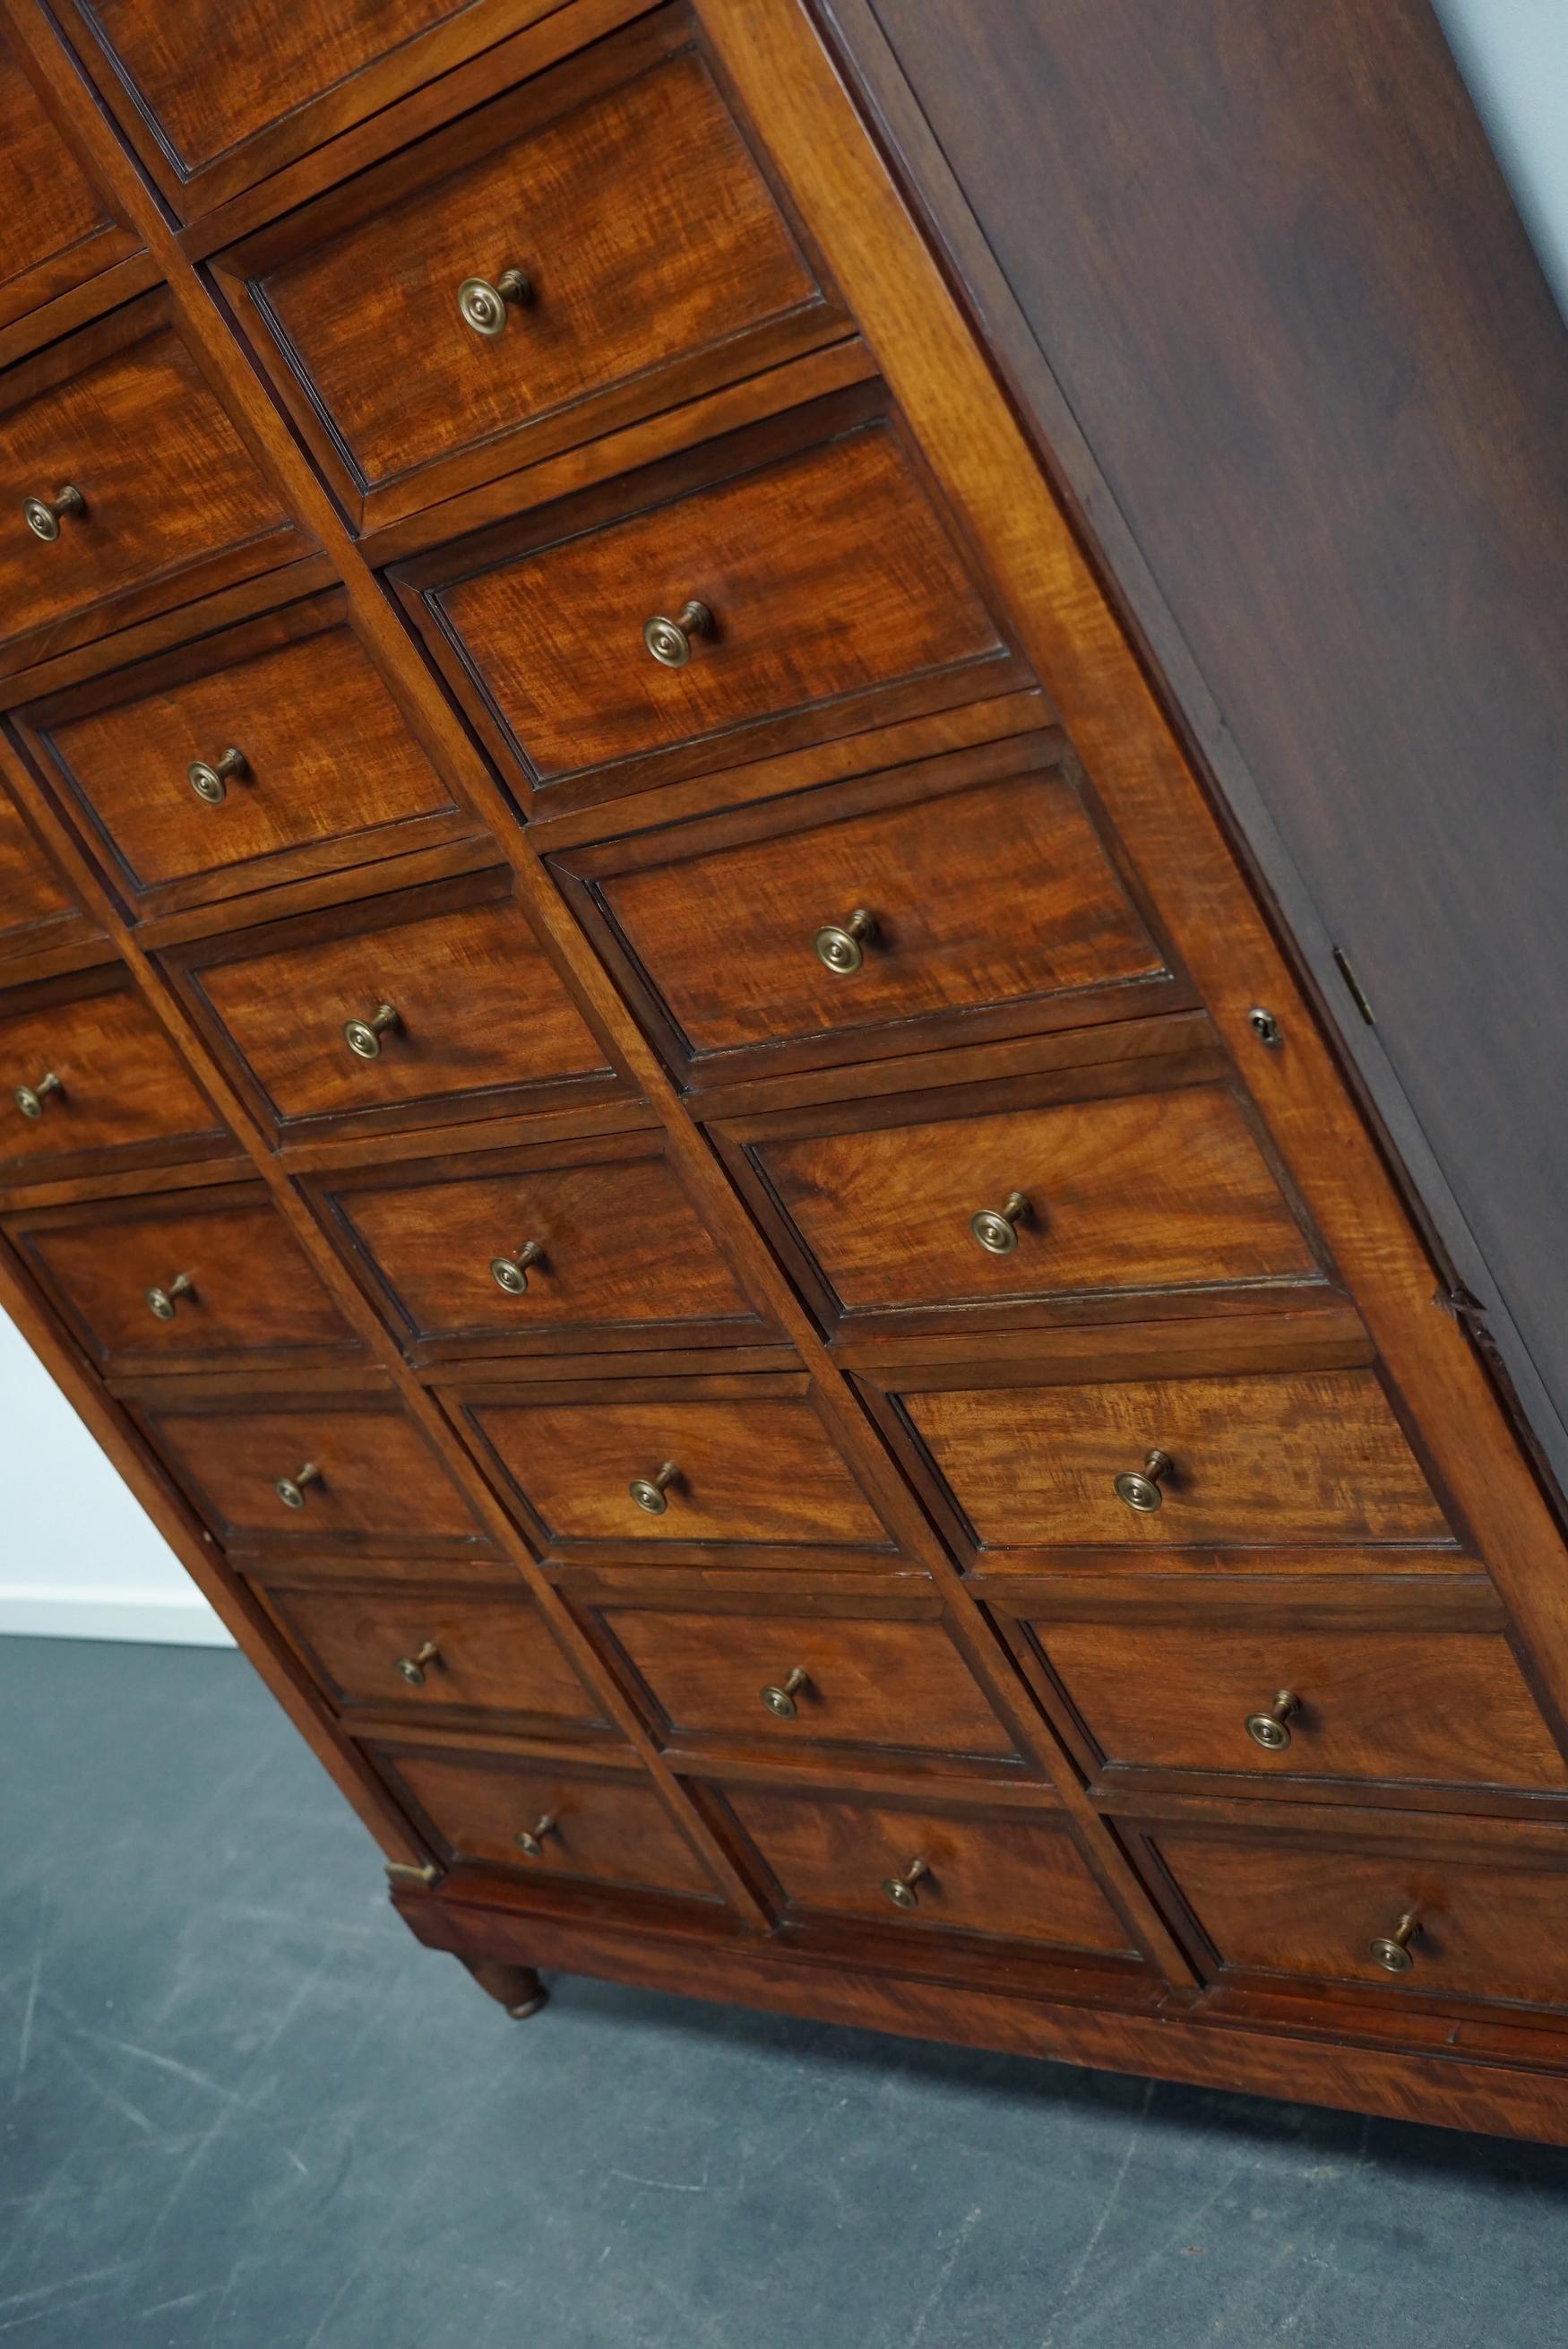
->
left=1, top=2, right=1564, bottom=1645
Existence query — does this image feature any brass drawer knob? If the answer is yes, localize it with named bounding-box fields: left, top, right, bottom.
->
left=22, top=483, right=84, bottom=542
left=489, top=1240, right=544, bottom=1296
left=187, top=747, right=246, bottom=806
left=1114, top=1447, right=1173, bottom=1513
left=881, top=1856, right=929, bottom=1913
left=342, top=1001, right=400, bottom=1059
left=145, top=1273, right=195, bottom=1323
left=969, top=1190, right=1030, bottom=1256
left=814, top=907, right=876, bottom=974
left=458, top=267, right=531, bottom=337
left=395, top=1639, right=441, bottom=1688
left=1369, top=1910, right=1421, bottom=1974
left=642, top=598, right=712, bottom=669
left=13, top=1071, right=62, bottom=1120
left=513, top=1811, right=557, bottom=1860
left=629, top=1460, right=679, bottom=1515
left=760, top=1666, right=809, bottom=1721
left=1245, top=1689, right=1301, bottom=1752
left=274, top=1461, right=321, bottom=1511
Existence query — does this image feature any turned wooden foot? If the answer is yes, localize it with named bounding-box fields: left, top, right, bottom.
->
left=461, top=1956, right=549, bottom=2019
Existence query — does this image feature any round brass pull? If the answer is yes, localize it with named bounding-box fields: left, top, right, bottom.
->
left=187, top=747, right=246, bottom=806
left=395, top=1639, right=441, bottom=1688
left=642, top=598, right=712, bottom=669
left=274, top=1461, right=321, bottom=1511
left=145, top=1273, right=195, bottom=1323
left=13, top=1071, right=62, bottom=1120
left=1114, top=1448, right=1173, bottom=1513
left=457, top=267, right=531, bottom=337
left=514, top=1812, right=557, bottom=1860
left=489, top=1240, right=544, bottom=1296
left=760, top=1666, right=809, bottom=1721
left=22, top=484, right=84, bottom=542
left=1245, top=1689, right=1300, bottom=1752
left=814, top=908, right=876, bottom=975
left=969, top=1190, right=1030, bottom=1257
left=881, top=1856, right=929, bottom=1913
left=629, top=1461, right=678, bottom=1515
left=1369, top=1910, right=1421, bottom=1975
left=342, top=1002, right=400, bottom=1060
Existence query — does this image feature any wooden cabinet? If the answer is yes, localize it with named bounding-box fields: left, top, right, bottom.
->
left=4, top=0, right=1567, bottom=2146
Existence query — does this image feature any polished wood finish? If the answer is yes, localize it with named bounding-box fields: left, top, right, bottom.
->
left=0, top=782, right=103, bottom=978
left=0, top=18, right=138, bottom=332
left=0, top=969, right=228, bottom=1186
left=14, top=591, right=471, bottom=919
left=227, top=9, right=845, bottom=529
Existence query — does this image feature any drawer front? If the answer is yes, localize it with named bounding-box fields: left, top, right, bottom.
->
left=267, top=1583, right=601, bottom=1729
left=1159, top=1833, right=1568, bottom=2011
left=599, top=1606, right=1020, bottom=1761
left=725, top=1786, right=1133, bottom=1951
left=0, top=792, right=99, bottom=973
left=0, top=980, right=227, bottom=1179
left=904, top=1369, right=1452, bottom=1553
left=564, top=738, right=1170, bottom=1074
left=179, top=885, right=615, bottom=1138
left=141, top=1397, right=482, bottom=1550
left=325, top=1145, right=760, bottom=1357
left=1041, top=1621, right=1567, bottom=1792
left=0, top=23, right=135, bottom=325
left=7, top=1188, right=356, bottom=1368
left=0, top=307, right=295, bottom=663
left=418, top=406, right=1017, bottom=802
left=745, top=1078, right=1318, bottom=1329
left=379, top=1746, right=715, bottom=1896
left=253, top=21, right=831, bottom=512
left=464, top=1391, right=894, bottom=1557
left=22, top=598, right=461, bottom=913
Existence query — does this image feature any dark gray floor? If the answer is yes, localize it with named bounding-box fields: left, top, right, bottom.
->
left=4, top=1641, right=1568, bottom=2349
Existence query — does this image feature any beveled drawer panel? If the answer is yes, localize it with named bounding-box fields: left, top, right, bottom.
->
left=169, top=873, right=619, bottom=1146
left=1158, top=1832, right=1568, bottom=2011
left=6, top=1183, right=355, bottom=1370
left=265, top=1580, right=602, bottom=1732
left=400, top=388, right=1025, bottom=812
left=0, top=972, right=228, bottom=1185
left=556, top=730, right=1176, bottom=1082
left=321, top=1136, right=763, bottom=1362
left=900, top=1367, right=1454, bottom=1559
left=0, top=294, right=302, bottom=671
left=597, top=1604, right=1020, bottom=1763
left=731, top=1064, right=1322, bottom=1339
left=461, top=1381, right=897, bottom=1562
left=0, top=21, right=138, bottom=330
left=723, top=1785, right=1133, bottom=1952
left=0, top=789, right=102, bottom=979
left=377, top=1746, right=716, bottom=1896
left=137, top=1394, right=484, bottom=1553
left=16, top=592, right=468, bottom=919
left=1040, top=1621, right=1567, bottom=1793
left=236, top=12, right=839, bottom=527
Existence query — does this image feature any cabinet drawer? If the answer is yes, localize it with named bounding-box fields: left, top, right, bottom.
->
left=1039, top=1621, right=1567, bottom=1795
left=0, top=22, right=138, bottom=330
left=0, top=973, right=228, bottom=1185
left=461, top=1383, right=896, bottom=1562
left=322, top=1137, right=762, bottom=1362
left=235, top=12, right=840, bottom=528
left=1159, top=1832, right=1568, bottom=2011
left=136, top=1394, right=484, bottom=1553
left=401, top=391, right=1024, bottom=813
left=724, top=1786, right=1133, bottom=1953
left=596, top=1604, right=1020, bottom=1763
left=0, top=790, right=102, bottom=980
left=171, top=875, right=618, bottom=1145
left=17, top=593, right=467, bottom=920
left=0, top=296, right=301, bottom=671
left=732, top=1067, right=1321, bottom=1339
left=264, top=1581, right=601, bottom=1732
left=377, top=1746, right=715, bottom=1897
left=5, top=1184, right=356, bottom=1370
left=900, top=1367, right=1453, bottom=1561
left=556, top=731, right=1175, bottom=1082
